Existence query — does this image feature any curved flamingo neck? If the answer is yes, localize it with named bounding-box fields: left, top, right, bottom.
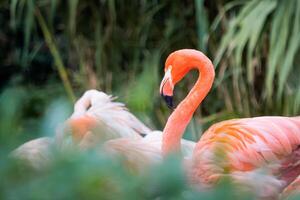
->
left=162, top=52, right=215, bottom=155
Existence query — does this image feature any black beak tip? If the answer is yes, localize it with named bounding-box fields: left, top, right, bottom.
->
left=161, top=94, right=174, bottom=110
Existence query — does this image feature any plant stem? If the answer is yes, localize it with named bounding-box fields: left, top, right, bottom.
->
left=35, top=8, right=76, bottom=103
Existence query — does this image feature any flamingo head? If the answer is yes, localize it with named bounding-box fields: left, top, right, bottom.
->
left=160, top=49, right=195, bottom=108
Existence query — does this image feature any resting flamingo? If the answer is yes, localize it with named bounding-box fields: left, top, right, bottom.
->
left=11, top=90, right=152, bottom=170
left=159, top=49, right=300, bottom=198
left=12, top=90, right=195, bottom=171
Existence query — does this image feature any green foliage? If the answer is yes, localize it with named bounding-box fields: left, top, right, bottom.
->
left=4, top=0, right=206, bottom=130
left=0, top=150, right=250, bottom=200
left=214, top=0, right=300, bottom=116
left=4, top=0, right=299, bottom=126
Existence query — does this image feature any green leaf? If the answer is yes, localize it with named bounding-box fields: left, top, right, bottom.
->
left=68, top=0, right=79, bottom=35
left=21, top=0, right=35, bottom=67
left=246, top=0, right=276, bottom=83
left=265, top=1, right=292, bottom=99
left=10, top=0, right=19, bottom=29
left=277, top=0, right=300, bottom=99
left=195, top=0, right=209, bottom=52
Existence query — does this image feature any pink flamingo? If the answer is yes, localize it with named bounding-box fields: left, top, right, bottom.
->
left=159, top=49, right=300, bottom=198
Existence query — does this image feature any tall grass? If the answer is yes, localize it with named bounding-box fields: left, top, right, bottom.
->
left=2, top=0, right=300, bottom=144
left=213, top=0, right=300, bottom=116
left=7, top=0, right=203, bottom=130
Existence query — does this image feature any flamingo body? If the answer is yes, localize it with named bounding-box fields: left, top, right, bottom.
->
left=159, top=49, right=300, bottom=198
left=192, top=116, right=300, bottom=186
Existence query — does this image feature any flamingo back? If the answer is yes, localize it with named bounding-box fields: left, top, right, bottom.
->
left=191, top=116, right=300, bottom=187
left=11, top=137, right=54, bottom=170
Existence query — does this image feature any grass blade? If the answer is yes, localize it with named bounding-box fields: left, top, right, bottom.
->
left=35, top=8, right=76, bottom=103
left=195, top=0, right=209, bottom=52
left=277, top=1, right=300, bottom=99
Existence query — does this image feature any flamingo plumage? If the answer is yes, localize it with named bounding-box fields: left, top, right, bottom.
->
left=159, top=49, right=300, bottom=198
left=281, top=174, right=300, bottom=199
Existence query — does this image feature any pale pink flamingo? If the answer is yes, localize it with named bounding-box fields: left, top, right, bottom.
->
left=11, top=90, right=152, bottom=170
left=159, top=49, right=300, bottom=198
left=12, top=90, right=195, bottom=171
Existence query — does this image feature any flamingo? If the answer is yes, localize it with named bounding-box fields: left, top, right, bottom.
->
left=61, top=89, right=151, bottom=147
left=11, top=90, right=152, bottom=170
left=12, top=90, right=195, bottom=171
left=159, top=49, right=300, bottom=198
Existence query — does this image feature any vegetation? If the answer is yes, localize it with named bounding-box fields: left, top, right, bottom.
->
left=0, top=0, right=300, bottom=199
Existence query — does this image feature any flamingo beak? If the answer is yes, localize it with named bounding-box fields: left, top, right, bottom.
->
left=160, top=68, right=174, bottom=109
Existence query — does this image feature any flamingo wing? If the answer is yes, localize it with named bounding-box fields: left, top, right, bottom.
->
left=192, top=116, right=300, bottom=187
